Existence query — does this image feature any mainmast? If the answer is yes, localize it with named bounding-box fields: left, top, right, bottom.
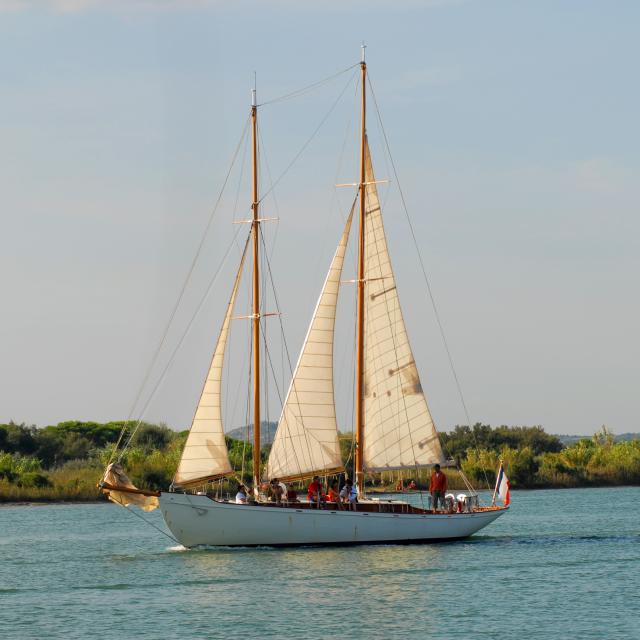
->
left=251, top=85, right=261, bottom=492
left=355, top=44, right=367, bottom=495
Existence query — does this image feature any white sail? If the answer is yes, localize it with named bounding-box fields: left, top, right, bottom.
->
left=173, top=241, right=248, bottom=487
left=266, top=210, right=354, bottom=481
left=362, top=141, right=445, bottom=471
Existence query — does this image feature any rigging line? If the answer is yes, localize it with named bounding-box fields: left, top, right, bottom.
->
left=341, top=232, right=359, bottom=478
left=259, top=68, right=358, bottom=203
left=240, top=315, right=254, bottom=484
left=257, top=225, right=310, bottom=479
left=260, top=202, right=358, bottom=480
left=342, top=200, right=360, bottom=478
left=108, top=116, right=251, bottom=465
left=224, top=131, right=249, bottom=439
left=133, top=115, right=249, bottom=418
left=259, top=320, right=306, bottom=480
left=361, top=176, right=427, bottom=508
left=232, top=119, right=250, bottom=226
left=257, top=226, right=310, bottom=480
left=259, top=63, right=359, bottom=107
left=325, top=195, right=359, bottom=468
left=370, top=111, right=394, bottom=214
left=174, top=236, right=250, bottom=487
left=257, top=126, right=281, bottom=265
left=302, top=90, right=357, bottom=328
left=119, top=227, right=250, bottom=458
left=367, top=73, right=492, bottom=492
left=224, top=258, right=251, bottom=450
left=360, top=212, right=416, bottom=499
left=122, top=504, right=179, bottom=545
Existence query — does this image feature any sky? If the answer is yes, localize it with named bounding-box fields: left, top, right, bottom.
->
left=1, top=0, right=638, bottom=436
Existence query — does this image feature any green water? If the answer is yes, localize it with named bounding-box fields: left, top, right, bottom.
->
left=1, top=487, right=638, bottom=639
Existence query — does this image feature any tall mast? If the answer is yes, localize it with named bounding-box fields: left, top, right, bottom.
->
left=355, top=44, right=366, bottom=495
left=251, top=85, right=261, bottom=492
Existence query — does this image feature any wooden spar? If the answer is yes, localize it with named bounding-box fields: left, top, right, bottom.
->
left=251, top=88, right=261, bottom=492
left=355, top=51, right=367, bottom=495
left=99, top=481, right=161, bottom=498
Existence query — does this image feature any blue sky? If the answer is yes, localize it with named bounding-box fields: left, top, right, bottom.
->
left=1, top=0, right=638, bottom=435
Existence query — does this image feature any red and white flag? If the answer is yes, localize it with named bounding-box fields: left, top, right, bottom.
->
left=494, top=463, right=511, bottom=506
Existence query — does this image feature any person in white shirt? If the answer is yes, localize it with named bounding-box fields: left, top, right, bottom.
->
left=278, top=481, right=288, bottom=504
left=340, top=480, right=358, bottom=510
left=235, top=484, right=248, bottom=504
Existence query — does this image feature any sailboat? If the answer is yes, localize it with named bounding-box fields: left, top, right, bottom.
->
left=100, top=50, right=508, bottom=547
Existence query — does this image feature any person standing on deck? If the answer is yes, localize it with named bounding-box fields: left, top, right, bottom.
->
left=429, top=464, right=448, bottom=511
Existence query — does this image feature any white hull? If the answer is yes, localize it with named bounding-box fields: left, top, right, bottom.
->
left=160, top=493, right=507, bottom=548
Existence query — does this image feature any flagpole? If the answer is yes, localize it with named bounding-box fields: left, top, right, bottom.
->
left=491, top=460, right=502, bottom=506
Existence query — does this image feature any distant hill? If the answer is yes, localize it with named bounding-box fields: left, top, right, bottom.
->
left=557, top=433, right=639, bottom=446
left=226, top=424, right=639, bottom=448
left=226, top=421, right=278, bottom=446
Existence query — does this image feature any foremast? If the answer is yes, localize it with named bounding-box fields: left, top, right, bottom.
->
left=355, top=45, right=367, bottom=495
left=251, top=87, right=262, bottom=493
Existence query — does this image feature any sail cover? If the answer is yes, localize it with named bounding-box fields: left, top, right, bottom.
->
left=362, top=140, right=445, bottom=471
left=266, top=210, right=354, bottom=481
left=173, top=240, right=248, bottom=487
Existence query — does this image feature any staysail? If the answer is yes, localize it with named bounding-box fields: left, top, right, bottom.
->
left=266, top=209, right=354, bottom=481
left=173, top=239, right=249, bottom=487
left=361, top=141, right=445, bottom=471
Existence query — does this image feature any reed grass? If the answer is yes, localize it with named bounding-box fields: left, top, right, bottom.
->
left=1, top=427, right=638, bottom=502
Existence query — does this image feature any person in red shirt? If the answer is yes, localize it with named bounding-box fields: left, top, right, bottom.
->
left=307, top=475, right=324, bottom=505
left=429, top=464, right=448, bottom=511
left=326, top=480, right=341, bottom=507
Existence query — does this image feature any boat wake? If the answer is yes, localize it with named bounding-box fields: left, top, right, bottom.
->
left=466, top=533, right=640, bottom=546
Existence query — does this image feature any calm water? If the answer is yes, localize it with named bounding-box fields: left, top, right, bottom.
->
left=1, top=487, right=638, bottom=639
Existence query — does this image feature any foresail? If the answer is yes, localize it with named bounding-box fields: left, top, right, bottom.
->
left=173, top=240, right=249, bottom=487
left=362, top=140, right=445, bottom=471
left=266, top=210, right=354, bottom=481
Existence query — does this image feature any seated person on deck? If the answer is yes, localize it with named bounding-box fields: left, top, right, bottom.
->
left=307, top=476, right=325, bottom=504
left=268, top=478, right=284, bottom=503
left=278, top=480, right=288, bottom=504
left=327, top=481, right=342, bottom=507
left=235, top=484, right=248, bottom=504
left=340, top=480, right=358, bottom=510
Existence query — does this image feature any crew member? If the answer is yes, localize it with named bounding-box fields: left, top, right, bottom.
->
left=307, top=475, right=324, bottom=505
left=429, top=464, right=448, bottom=511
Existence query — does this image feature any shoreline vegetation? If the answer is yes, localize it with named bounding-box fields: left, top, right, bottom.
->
left=1, top=421, right=638, bottom=503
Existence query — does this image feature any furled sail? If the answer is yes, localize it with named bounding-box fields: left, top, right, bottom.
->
left=173, top=240, right=249, bottom=487
left=362, top=140, right=445, bottom=471
left=102, top=462, right=160, bottom=512
left=266, top=209, right=354, bottom=481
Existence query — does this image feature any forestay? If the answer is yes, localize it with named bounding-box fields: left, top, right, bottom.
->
left=362, top=141, right=445, bottom=471
left=173, top=240, right=249, bottom=487
left=266, top=210, right=354, bottom=481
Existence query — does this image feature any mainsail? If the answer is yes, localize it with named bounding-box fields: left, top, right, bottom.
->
left=173, top=240, right=249, bottom=487
left=266, top=210, right=354, bottom=481
left=361, top=141, right=445, bottom=471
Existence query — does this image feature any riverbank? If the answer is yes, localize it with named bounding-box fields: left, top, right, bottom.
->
left=2, top=421, right=638, bottom=502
